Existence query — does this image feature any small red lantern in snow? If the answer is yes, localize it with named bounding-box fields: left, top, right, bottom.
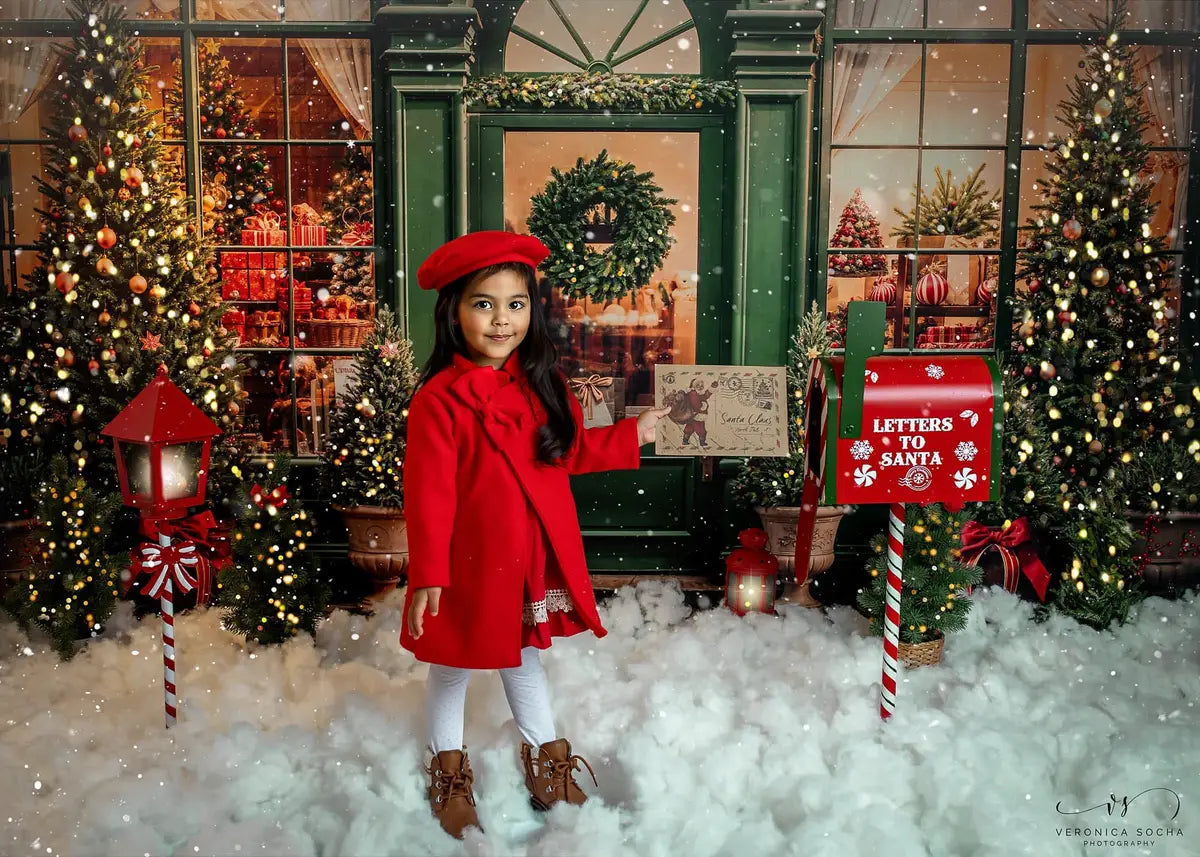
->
left=725, top=529, right=779, bottom=616
left=100, top=364, right=221, bottom=523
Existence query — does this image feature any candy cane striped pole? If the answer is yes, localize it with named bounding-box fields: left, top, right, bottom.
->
left=158, top=532, right=177, bottom=729
left=879, top=503, right=905, bottom=721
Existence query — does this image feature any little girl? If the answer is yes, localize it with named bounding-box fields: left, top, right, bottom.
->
left=401, top=231, right=669, bottom=839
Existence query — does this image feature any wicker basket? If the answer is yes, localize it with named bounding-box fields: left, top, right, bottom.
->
left=301, top=318, right=373, bottom=348
left=897, top=631, right=945, bottom=668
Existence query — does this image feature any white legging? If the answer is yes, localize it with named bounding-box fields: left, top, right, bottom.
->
left=426, top=646, right=558, bottom=753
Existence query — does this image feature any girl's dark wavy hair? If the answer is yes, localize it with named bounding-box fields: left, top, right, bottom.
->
left=417, top=261, right=576, bottom=464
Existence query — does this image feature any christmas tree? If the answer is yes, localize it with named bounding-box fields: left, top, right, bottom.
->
left=892, top=164, right=1000, bottom=241
left=857, top=503, right=982, bottom=644
left=829, top=189, right=888, bottom=275
left=322, top=146, right=373, bottom=232
left=13, top=0, right=244, bottom=487
left=730, top=302, right=831, bottom=508
left=166, top=39, right=281, bottom=241
left=2, top=456, right=124, bottom=658
left=1002, top=0, right=1193, bottom=627
left=323, top=308, right=418, bottom=508
left=216, top=454, right=330, bottom=645
left=329, top=249, right=374, bottom=312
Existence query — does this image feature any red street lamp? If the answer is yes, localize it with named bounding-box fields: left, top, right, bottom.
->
left=101, top=364, right=221, bottom=524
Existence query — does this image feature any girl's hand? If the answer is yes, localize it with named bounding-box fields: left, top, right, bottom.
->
left=636, top=406, right=672, bottom=445
left=407, top=586, right=442, bottom=639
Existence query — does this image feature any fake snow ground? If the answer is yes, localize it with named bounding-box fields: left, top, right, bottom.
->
left=2, top=583, right=1198, bottom=857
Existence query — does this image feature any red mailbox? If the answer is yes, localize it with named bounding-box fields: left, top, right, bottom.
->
left=792, top=302, right=1003, bottom=721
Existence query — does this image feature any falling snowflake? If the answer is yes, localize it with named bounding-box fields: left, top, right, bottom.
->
left=854, top=464, right=877, bottom=487
left=925, top=364, right=945, bottom=380
left=850, top=440, right=874, bottom=460
left=955, top=441, right=979, bottom=462
left=953, top=467, right=978, bottom=489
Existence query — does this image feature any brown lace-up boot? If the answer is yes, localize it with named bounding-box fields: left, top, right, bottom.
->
left=520, top=738, right=598, bottom=811
left=426, top=749, right=481, bottom=838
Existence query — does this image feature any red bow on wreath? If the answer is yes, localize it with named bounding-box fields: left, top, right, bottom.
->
left=960, top=517, right=1050, bottom=602
left=252, top=483, right=290, bottom=513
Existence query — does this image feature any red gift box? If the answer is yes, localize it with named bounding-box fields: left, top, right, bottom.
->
left=241, top=229, right=286, bottom=246
left=247, top=252, right=263, bottom=268
left=220, top=309, right=246, bottom=344
left=274, top=252, right=288, bottom=267
left=221, top=270, right=248, bottom=300
left=221, top=251, right=248, bottom=269
left=292, top=224, right=326, bottom=246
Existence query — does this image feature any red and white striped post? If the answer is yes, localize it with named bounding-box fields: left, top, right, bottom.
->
left=879, top=503, right=905, bottom=720
left=157, top=532, right=178, bottom=728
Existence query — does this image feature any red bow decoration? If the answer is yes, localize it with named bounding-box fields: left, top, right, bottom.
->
left=246, top=205, right=281, bottom=232
left=136, top=510, right=229, bottom=605
left=252, top=483, right=290, bottom=513
left=339, top=222, right=373, bottom=247
left=129, top=541, right=201, bottom=600
left=960, top=517, right=1050, bottom=602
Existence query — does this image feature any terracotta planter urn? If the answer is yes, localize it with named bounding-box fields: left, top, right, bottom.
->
left=754, top=505, right=847, bottom=605
left=336, top=505, right=408, bottom=597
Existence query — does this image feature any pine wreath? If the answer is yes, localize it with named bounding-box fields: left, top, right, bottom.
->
left=527, top=150, right=676, bottom=302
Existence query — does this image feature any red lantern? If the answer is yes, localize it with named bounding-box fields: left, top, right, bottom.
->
left=725, top=529, right=779, bottom=616
left=100, top=364, right=222, bottom=522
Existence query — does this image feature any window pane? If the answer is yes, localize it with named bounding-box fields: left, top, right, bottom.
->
left=0, top=38, right=69, bottom=140
left=927, top=0, right=1011, bottom=27
left=1030, top=0, right=1200, bottom=30
left=1144, top=152, right=1188, bottom=251
left=292, top=248, right=375, bottom=349
left=291, top=144, right=373, bottom=243
left=199, top=39, right=283, bottom=140
left=286, top=41, right=372, bottom=141
left=830, top=149, right=919, bottom=248
left=286, top=0, right=368, bottom=21
left=202, top=144, right=285, bottom=242
left=194, top=0, right=280, bottom=21
left=835, top=0, right=922, bottom=27
left=922, top=44, right=1010, bottom=146
left=505, top=0, right=698, bottom=74
left=912, top=150, right=1004, bottom=250
left=503, top=130, right=699, bottom=412
left=234, top=354, right=289, bottom=454
left=2, top=145, right=52, bottom=245
left=1017, top=149, right=1053, bottom=245
left=831, top=44, right=921, bottom=145
left=285, top=355, right=345, bottom=457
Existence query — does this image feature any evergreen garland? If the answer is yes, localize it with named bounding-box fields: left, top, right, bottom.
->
left=216, top=454, right=330, bottom=645
left=2, top=456, right=124, bottom=659
left=528, top=149, right=676, bottom=302
left=858, top=503, right=982, bottom=644
left=729, top=302, right=832, bottom=508
left=322, top=308, right=418, bottom=508
left=463, top=73, right=737, bottom=112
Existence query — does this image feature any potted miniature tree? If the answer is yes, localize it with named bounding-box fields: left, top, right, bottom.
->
left=322, top=307, right=418, bottom=596
left=730, top=302, right=848, bottom=603
left=857, top=503, right=983, bottom=667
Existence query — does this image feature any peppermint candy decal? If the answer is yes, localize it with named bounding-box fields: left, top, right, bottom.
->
left=953, top=467, right=978, bottom=489
left=854, top=464, right=877, bottom=487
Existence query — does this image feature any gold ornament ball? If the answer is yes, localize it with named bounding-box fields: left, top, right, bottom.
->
left=1094, top=97, right=1113, bottom=118
left=98, top=310, right=111, bottom=325
left=149, top=285, right=167, bottom=301
left=228, top=401, right=240, bottom=416
left=362, top=403, right=377, bottom=418
left=55, top=271, right=75, bottom=294
left=1088, top=440, right=1104, bottom=454
left=1040, top=363, right=1057, bottom=381
left=97, top=226, right=117, bottom=249
left=68, top=123, right=88, bottom=143
left=1091, top=266, right=1110, bottom=286
left=202, top=194, right=216, bottom=213
left=96, top=255, right=117, bottom=276
left=128, top=274, right=148, bottom=294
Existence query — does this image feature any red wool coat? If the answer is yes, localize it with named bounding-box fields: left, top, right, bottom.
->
left=399, top=352, right=642, bottom=669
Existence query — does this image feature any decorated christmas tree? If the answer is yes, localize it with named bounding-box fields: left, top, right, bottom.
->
left=329, top=249, right=375, bottom=312
left=1002, top=0, right=1193, bottom=627
left=216, top=454, right=330, bottom=645
left=166, top=39, right=281, bottom=241
left=892, top=164, right=1000, bottom=240
left=2, top=456, right=124, bottom=658
left=322, top=146, right=373, bottom=232
left=857, top=503, right=982, bottom=644
left=829, top=189, right=888, bottom=275
left=323, top=308, right=418, bottom=508
left=11, top=0, right=244, bottom=489
left=730, top=302, right=831, bottom=508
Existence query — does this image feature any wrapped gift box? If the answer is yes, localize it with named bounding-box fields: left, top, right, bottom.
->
left=241, top=228, right=286, bottom=246
left=220, top=309, right=245, bottom=344
left=221, top=251, right=247, bottom=269
left=292, top=224, right=326, bottom=246
left=221, top=270, right=248, bottom=300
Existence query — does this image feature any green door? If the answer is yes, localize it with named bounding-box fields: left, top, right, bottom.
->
left=467, top=112, right=730, bottom=575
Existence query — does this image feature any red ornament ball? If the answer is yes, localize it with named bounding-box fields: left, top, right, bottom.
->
left=916, top=268, right=948, bottom=305
left=68, top=124, right=88, bottom=143
left=272, top=198, right=286, bottom=213
left=88, top=359, right=100, bottom=374
left=1062, top=218, right=1082, bottom=240
left=128, top=274, right=148, bottom=294
left=55, top=271, right=75, bottom=294
left=1027, top=278, right=1041, bottom=293
left=97, top=226, right=117, bottom=249
left=215, top=127, right=227, bottom=139
left=102, top=145, right=112, bottom=157
left=131, top=136, right=142, bottom=149
left=98, top=310, right=111, bottom=325
left=188, top=302, right=201, bottom=316
left=125, top=167, right=144, bottom=188
left=975, top=277, right=998, bottom=305
left=868, top=278, right=897, bottom=304
left=96, top=163, right=107, bottom=176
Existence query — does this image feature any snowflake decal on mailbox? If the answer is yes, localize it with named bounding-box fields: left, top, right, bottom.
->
left=954, top=441, right=979, bottom=462
left=851, top=440, right=874, bottom=461
left=925, top=364, right=945, bottom=380
left=854, top=464, right=877, bottom=487
left=953, top=467, right=978, bottom=489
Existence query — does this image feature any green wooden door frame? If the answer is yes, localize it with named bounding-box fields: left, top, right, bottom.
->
left=464, top=111, right=732, bottom=575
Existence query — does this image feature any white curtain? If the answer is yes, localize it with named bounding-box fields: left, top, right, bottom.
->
left=0, top=0, right=70, bottom=132
left=1030, top=0, right=1199, bottom=31
left=830, top=0, right=923, bottom=143
left=1140, top=47, right=1191, bottom=247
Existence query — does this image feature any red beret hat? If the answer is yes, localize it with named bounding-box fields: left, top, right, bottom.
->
left=417, top=231, right=550, bottom=291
